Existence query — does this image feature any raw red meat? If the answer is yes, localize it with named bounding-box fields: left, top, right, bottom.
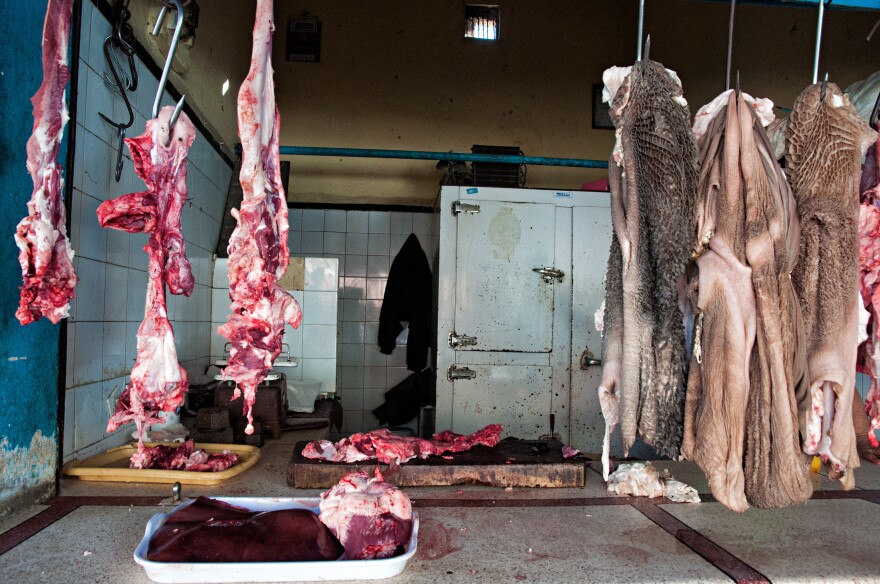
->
left=100, top=107, right=196, bottom=468
left=135, top=440, right=238, bottom=472
left=219, top=0, right=302, bottom=434
left=319, top=469, right=412, bottom=560
left=147, top=496, right=343, bottom=562
left=859, top=125, right=880, bottom=449
left=302, top=424, right=503, bottom=464
left=14, top=0, right=77, bottom=325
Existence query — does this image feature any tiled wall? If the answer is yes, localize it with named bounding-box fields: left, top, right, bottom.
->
left=63, top=1, right=230, bottom=462
left=287, top=209, right=437, bottom=437
left=209, top=258, right=339, bottom=397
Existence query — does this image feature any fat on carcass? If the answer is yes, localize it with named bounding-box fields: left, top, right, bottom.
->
left=788, top=82, right=877, bottom=488
left=219, top=0, right=302, bottom=434
left=319, top=469, right=413, bottom=560
left=100, top=107, right=196, bottom=468
left=14, top=0, right=77, bottom=325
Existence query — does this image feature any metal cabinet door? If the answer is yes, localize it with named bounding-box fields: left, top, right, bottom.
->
left=569, top=205, right=614, bottom=452
left=453, top=200, right=557, bottom=353
left=450, top=364, right=552, bottom=438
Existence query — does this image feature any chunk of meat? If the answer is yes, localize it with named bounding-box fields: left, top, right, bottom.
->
left=135, top=440, right=238, bottom=472
left=788, top=83, right=877, bottom=489
left=147, top=496, right=343, bottom=562
left=14, top=0, right=77, bottom=325
left=319, top=469, right=412, bottom=560
left=859, top=126, right=880, bottom=451
left=219, top=0, right=302, bottom=435
left=302, top=424, right=503, bottom=464
left=100, top=107, right=196, bottom=468
left=598, top=59, right=698, bottom=461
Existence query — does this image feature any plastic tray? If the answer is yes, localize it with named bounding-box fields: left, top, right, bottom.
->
left=62, top=443, right=260, bottom=486
left=134, top=497, right=419, bottom=583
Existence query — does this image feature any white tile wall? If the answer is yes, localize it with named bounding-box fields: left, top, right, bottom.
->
left=63, top=0, right=230, bottom=463
left=209, top=258, right=338, bottom=398
left=287, top=209, right=437, bottom=438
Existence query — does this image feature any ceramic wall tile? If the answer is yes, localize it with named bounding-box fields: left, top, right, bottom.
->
left=303, top=291, right=337, bottom=325
left=346, top=211, right=369, bottom=233
left=103, top=264, right=128, bottom=321
left=345, top=254, right=367, bottom=278
left=302, top=209, right=324, bottom=232
left=323, top=232, right=346, bottom=254
left=345, top=232, right=368, bottom=254
left=302, top=325, right=337, bottom=359
left=300, top=358, right=336, bottom=392
left=324, top=210, right=346, bottom=232
left=301, top=231, right=324, bottom=255
left=368, top=211, right=391, bottom=234
left=73, top=382, right=104, bottom=451
left=368, top=232, right=390, bottom=256
left=413, top=213, right=434, bottom=235
left=390, top=212, right=413, bottom=235
left=304, top=258, right=339, bottom=291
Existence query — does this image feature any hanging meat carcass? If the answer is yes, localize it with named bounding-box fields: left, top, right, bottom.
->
left=100, top=107, right=196, bottom=468
left=14, top=0, right=77, bottom=325
left=219, top=0, right=303, bottom=434
left=682, top=90, right=811, bottom=511
left=859, top=119, right=880, bottom=458
left=597, top=58, right=698, bottom=473
left=788, top=82, right=877, bottom=489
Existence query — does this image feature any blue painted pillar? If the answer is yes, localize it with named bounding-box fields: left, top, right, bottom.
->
left=0, top=0, right=63, bottom=515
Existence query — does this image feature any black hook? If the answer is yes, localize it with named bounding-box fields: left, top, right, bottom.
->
left=100, top=0, right=139, bottom=182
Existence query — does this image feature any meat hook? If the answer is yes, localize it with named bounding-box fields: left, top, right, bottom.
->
left=820, top=72, right=829, bottom=101
left=812, top=0, right=830, bottom=85
left=99, top=0, right=139, bottom=182
left=725, top=0, right=736, bottom=92
left=151, top=0, right=186, bottom=128
left=642, top=34, right=651, bottom=63
left=636, top=0, right=645, bottom=61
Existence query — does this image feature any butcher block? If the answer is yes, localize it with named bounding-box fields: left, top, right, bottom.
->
left=288, top=439, right=586, bottom=488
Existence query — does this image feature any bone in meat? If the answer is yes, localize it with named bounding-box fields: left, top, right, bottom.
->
left=788, top=83, right=877, bottom=488
left=100, top=107, right=196, bottom=468
left=598, top=59, right=698, bottom=460
left=319, top=469, right=412, bottom=560
left=14, top=0, right=77, bottom=325
left=219, top=0, right=302, bottom=434
left=303, top=424, right=503, bottom=464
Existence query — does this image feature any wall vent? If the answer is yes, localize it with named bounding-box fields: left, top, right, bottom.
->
left=465, top=5, right=499, bottom=41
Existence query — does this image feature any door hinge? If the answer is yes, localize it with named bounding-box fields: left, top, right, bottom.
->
left=532, top=266, right=565, bottom=283
left=448, top=331, right=477, bottom=349
left=447, top=365, right=477, bottom=381
left=452, top=201, right=481, bottom=216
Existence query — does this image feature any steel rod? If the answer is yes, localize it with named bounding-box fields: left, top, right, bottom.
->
left=271, top=146, right=609, bottom=169
left=726, top=0, right=736, bottom=91
left=813, top=0, right=826, bottom=84
left=637, top=0, right=645, bottom=61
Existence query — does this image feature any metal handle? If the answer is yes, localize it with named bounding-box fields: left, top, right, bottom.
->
left=448, top=331, right=477, bottom=349
left=172, top=482, right=181, bottom=504
left=452, top=201, right=481, bottom=215
left=447, top=365, right=477, bottom=381
left=532, top=267, right=565, bottom=283
left=580, top=349, right=602, bottom=370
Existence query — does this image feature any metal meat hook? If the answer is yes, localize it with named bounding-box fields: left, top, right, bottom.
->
left=100, top=0, right=138, bottom=182
left=151, top=0, right=187, bottom=128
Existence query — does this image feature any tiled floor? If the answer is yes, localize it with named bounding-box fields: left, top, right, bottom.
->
left=1, top=443, right=879, bottom=583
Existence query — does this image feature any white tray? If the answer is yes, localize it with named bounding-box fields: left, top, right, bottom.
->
left=134, top=497, right=419, bottom=583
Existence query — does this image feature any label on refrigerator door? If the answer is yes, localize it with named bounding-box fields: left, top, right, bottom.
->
left=466, top=187, right=479, bottom=195
left=554, top=191, right=573, bottom=198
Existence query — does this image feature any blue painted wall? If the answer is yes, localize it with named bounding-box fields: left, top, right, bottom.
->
left=0, top=0, right=62, bottom=514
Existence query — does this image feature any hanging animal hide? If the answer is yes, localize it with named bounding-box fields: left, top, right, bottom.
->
left=598, top=58, right=698, bottom=465
left=788, top=82, right=877, bottom=488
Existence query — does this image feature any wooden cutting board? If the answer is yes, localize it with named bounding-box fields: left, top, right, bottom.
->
left=287, top=439, right=587, bottom=488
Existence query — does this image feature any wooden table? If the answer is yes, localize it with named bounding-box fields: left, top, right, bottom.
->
left=287, top=439, right=587, bottom=488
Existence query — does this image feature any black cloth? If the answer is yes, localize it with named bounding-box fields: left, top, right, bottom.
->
left=373, top=368, right=435, bottom=427
left=378, top=233, right=432, bottom=371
